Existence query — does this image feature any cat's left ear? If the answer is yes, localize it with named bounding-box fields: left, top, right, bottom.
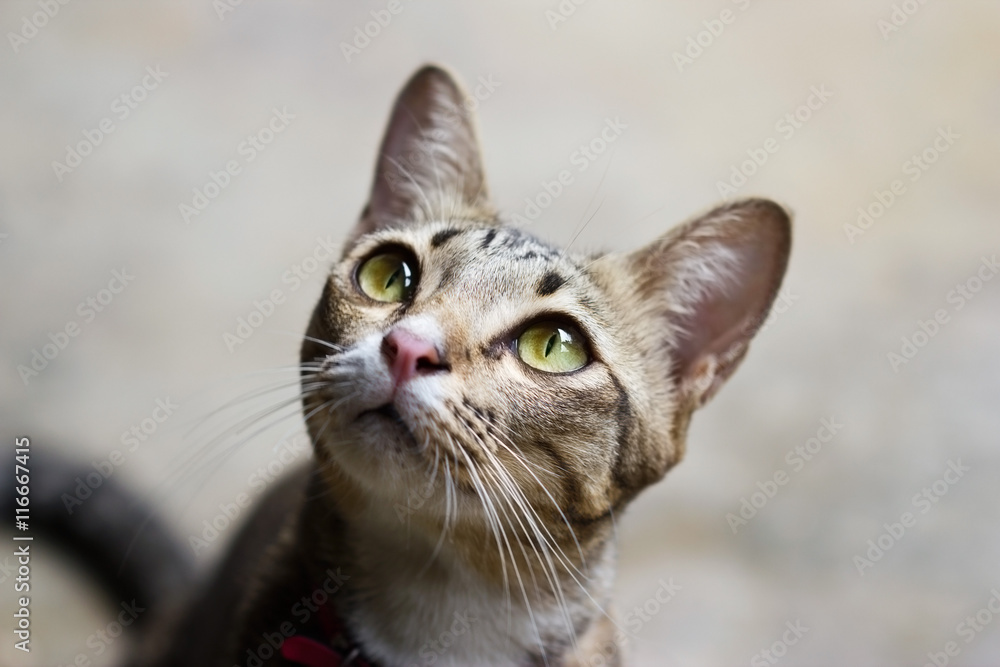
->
left=610, top=198, right=791, bottom=410
left=351, top=65, right=492, bottom=244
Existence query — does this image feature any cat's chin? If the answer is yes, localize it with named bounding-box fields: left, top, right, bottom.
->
left=314, top=402, right=430, bottom=484
left=355, top=403, right=421, bottom=450
left=314, top=399, right=469, bottom=513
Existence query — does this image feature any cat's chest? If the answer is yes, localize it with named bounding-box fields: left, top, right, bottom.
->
left=352, top=574, right=541, bottom=666
left=340, top=510, right=590, bottom=666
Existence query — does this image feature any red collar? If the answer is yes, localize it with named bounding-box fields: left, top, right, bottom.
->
left=281, top=599, right=374, bottom=667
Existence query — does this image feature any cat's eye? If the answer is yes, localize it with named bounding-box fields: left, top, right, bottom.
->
left=516, top=322, right=589, bottom=374
left=357, top=251, right=417, bottom=303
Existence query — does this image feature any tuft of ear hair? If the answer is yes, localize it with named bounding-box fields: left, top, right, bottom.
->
left=352, top=65, right=492, bottom=245
left=623, top=198, right=792, bottom=409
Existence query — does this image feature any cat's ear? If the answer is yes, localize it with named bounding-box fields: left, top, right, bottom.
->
left=620, top=198, right=791, bottom=409
left=351, top=65, right=491, bottom=243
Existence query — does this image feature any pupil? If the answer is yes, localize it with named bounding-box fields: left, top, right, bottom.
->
left=384, top=266, right=400, bottom=290
left=544, top=333, right=556, bottom=357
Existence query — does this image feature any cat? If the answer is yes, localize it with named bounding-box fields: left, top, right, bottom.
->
left=112, top=64, right=790, bottom=667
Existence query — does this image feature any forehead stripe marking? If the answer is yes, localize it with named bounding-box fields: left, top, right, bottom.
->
left=537, top=272, right=566, bottom=296
left=430, top=228, right=462, bottom=248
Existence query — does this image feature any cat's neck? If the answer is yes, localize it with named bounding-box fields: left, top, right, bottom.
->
left=302, top=466, right=617, bottom=666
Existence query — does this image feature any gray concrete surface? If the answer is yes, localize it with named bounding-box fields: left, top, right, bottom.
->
left=1, top=1, right=999, bottom=665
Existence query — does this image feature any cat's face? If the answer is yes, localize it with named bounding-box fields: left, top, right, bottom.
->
left=300, top=66, right=790, bottom=552
left=302, top=219, right=665, bottom=531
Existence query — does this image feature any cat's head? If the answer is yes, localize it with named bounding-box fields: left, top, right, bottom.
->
left=301, top=66, right=790, bottom=541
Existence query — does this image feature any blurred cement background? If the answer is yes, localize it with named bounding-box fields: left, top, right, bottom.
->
left=1, top=1, right=999, bottom=665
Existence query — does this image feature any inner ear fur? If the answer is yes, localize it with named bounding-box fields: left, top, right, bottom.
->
left=350, top=65, right=492, bottom=246
left=623, top=198, right=791, bottom=409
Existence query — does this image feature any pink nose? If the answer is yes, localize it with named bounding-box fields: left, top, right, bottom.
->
left=381, top=329, right=445, bottom=388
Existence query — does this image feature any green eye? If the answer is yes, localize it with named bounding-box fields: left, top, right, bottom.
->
left=357, top=252, right=417, bottom=302
left=517, top=322, right=589, bottom=373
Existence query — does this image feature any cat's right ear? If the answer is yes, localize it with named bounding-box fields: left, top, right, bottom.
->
left=349, top=65, right=492, bottom=246
left=609, top=198, right=792, bottom=412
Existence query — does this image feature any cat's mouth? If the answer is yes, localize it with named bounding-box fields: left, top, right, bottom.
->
left=358, top=403, right=420, bottom=449
left=366, top=403, right=402, bottom=421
